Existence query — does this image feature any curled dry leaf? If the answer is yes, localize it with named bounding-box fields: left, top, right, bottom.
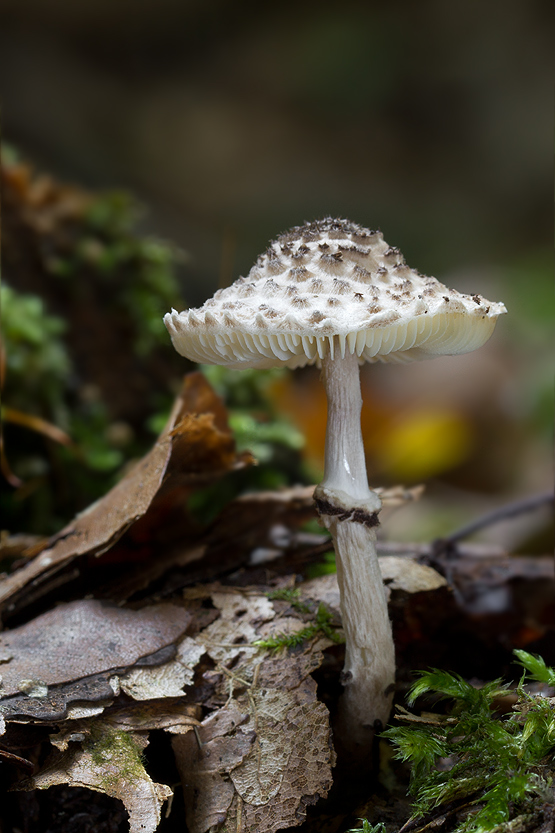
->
left=379, top=555, right=447, bottom=598
left=20, top=722, right=172, bottom=833
left=118, top=635, right=206, bottom=700
left=102, top=700, right=201, bottom=735
left=0, top=373, right=252, bottom=619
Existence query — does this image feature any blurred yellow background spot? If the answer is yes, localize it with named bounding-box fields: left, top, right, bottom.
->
left=375, top=410, right=473, bottom=481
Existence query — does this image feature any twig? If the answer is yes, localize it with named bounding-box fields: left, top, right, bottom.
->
left=440, top=491, right=554, bottom=547
left=427, top=491, right=553, bottom=601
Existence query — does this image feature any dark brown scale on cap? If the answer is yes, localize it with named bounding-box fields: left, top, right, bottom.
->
left=354, top=292, right=365, bottom=301
left=292, top=296, right=310, bottom=308
left=320, top=250, right=343, bottom=261
left=275, top=217, right=380, bottom=248
left=340, top=245, right=369, bottom=258
left=264, top=279, right=280, bottom=295
left=366, top=303, right=383, bottom=314
left=291, top=244, right=310, bottom=260
left=353, top=264, right=371, bottom=279
left=351, top=229, right=381, bottom=245
left=327, top=297, right=340, bottom=306
left=310, top=310, right=326, bottom=323
left=290, top=266, right=311, bottom=281
left=319, top=242, right=330, bottom=251
left=259, top=304, right=279, bottom=318
left=302, top=227, right=320, bottom=243
left=310, top=278, right=324, bottom=292
left=267, top=259, right=286, bottom=275
left=332, top=278, right=352, bottom=294
left=238, top=284, right=256, bottom=297
left=285, top=285, right=299, bottom=297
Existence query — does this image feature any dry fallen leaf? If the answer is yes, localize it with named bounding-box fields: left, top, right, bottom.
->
left=379, top=555, right=447, bottom=597
left=0, top=599, right=192, bottom=699
left=0, top=599, right=192, bottom=724
left=173, top=702, right=256, bottom=833
left=0, top=373, right=252, bottom=619
left=5, top=582, right=336, bottom=833
left=118, top=635, right=206, bottom=700
left=173, top=584, right=336, bottom=833
left=20, top=721, right=172, bottom=833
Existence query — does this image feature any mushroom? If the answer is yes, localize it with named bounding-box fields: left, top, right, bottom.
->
left=164, top=218, right=506, bottom=757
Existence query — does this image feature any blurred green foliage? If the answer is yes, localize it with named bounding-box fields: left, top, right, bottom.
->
left=48, top=190, right=185, bottom=357
left=1, top=285, right=71, bottom=423
left=306, top=550, right=337, bottom=579
left=1, top=182, right=190, bottom=534
left=502, top=250, right=554, bottom=440
left=202, top=363, right=306, bottom=470
left=1, top=282, right=127, bottom=531
left=1, top=189, right=312, bottom=534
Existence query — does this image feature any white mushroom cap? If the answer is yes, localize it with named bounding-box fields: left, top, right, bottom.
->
left=164, top=218, right=507, bottom=369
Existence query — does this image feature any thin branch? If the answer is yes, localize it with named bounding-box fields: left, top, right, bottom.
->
left=443, top=491, right=554, bottom=545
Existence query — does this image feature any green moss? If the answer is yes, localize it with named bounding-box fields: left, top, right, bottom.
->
left=85, top=725, right=146, bottom=790
left=254, top=602, right=344, bottom=651
left=267, top=587, right=311, bottom=613
left=381, top=651, right=555, bottom=833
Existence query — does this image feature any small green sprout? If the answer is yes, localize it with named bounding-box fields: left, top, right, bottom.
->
left=348, top=821, right=387, bottom=833
left=266, top=587, right=311, bottom=613
left=513, top=648, right=555, bottom=686
left=381, top=650, right=555, bottom=833
left=254, top=603, right=344, bottom=651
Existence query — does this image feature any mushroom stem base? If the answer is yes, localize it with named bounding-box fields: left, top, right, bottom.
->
left=315, top=492, right=395, bottom=755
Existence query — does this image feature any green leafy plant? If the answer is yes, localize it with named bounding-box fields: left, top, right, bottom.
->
left=380, top=651, right=555, bottom=833
left=254, top=602, right=344, bottom=651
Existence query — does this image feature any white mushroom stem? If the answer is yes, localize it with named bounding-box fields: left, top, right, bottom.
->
left=314, top=347, right=395, bottom=755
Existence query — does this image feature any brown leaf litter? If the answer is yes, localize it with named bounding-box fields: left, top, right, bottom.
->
left=0, top=373, right=253, bottom=620
left=1, top=580, right=343, bottom=832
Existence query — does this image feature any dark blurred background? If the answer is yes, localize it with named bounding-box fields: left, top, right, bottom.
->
left=1, top=0, right=553, bottom=546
